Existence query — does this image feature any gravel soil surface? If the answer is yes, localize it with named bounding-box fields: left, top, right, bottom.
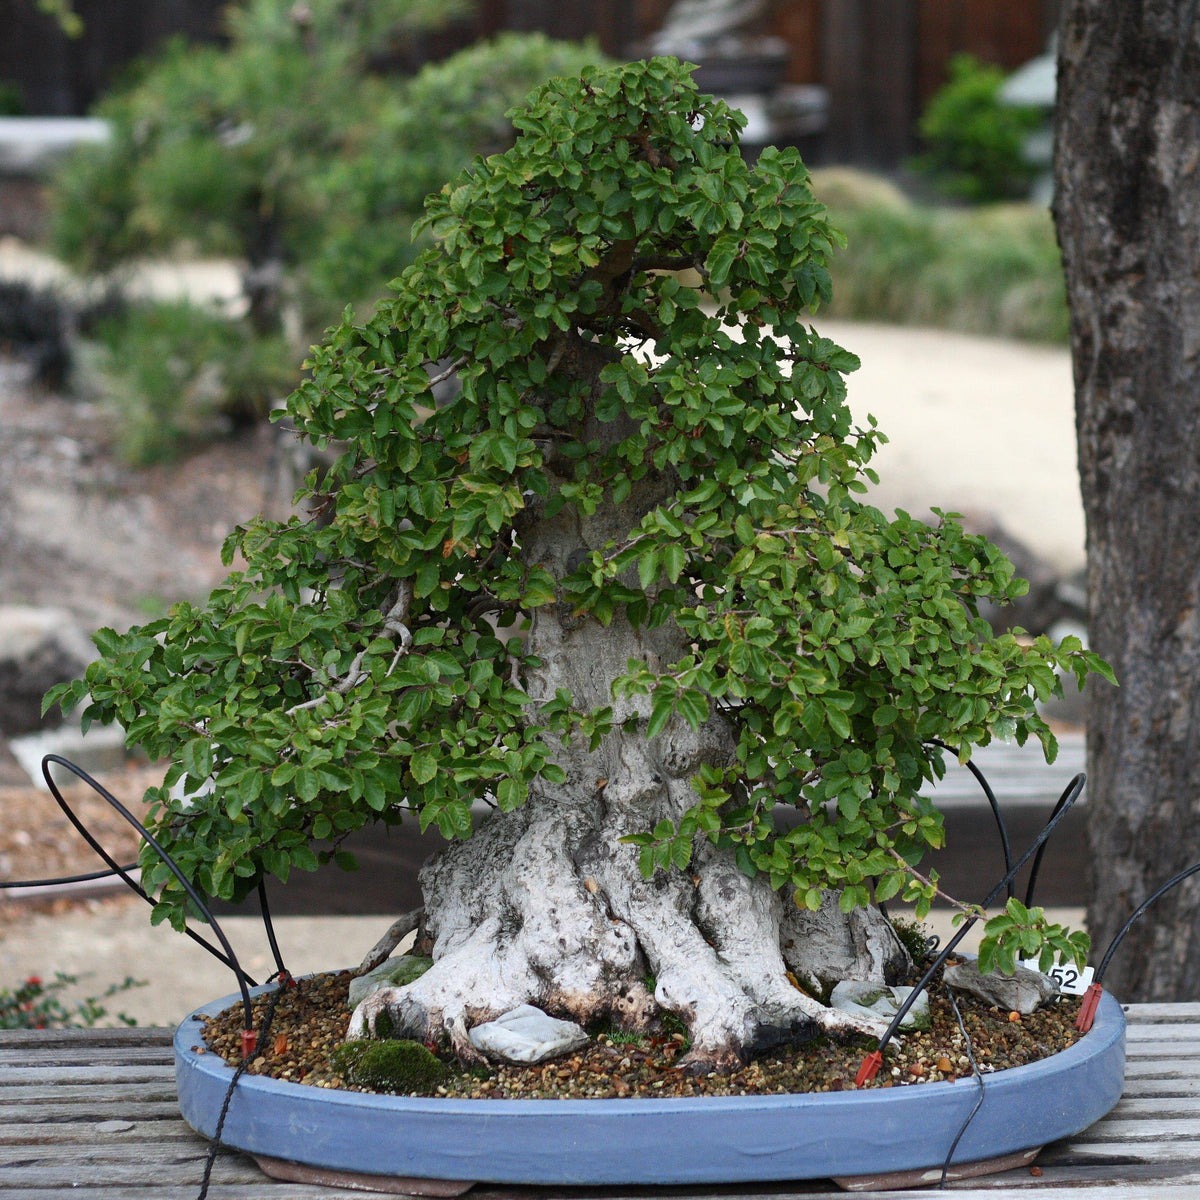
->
left=200, top=967, right=1084, bottom=1100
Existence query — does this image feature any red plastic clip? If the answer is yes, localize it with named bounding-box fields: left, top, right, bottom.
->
left=1075, top=982, right=1103, bottom=1033
left=855, top=1050, right=883, bottom=1087
left=278, top=971, right=296, bottom=989
left=241, top=1028, right=258, bottom=1058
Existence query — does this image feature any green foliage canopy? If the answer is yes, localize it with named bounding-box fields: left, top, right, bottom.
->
left=49, top=59, right=1109, bottom=971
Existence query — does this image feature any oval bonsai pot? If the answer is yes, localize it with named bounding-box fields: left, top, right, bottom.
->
left=175, top=983, right=1125, bottom=1188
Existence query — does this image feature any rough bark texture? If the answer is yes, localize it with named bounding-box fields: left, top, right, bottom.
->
left=1054, top=1, right=1200, bottom=999
left=349, top=343, right=909, bottom=1067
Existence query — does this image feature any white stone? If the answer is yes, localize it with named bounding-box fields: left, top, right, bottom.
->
left=829, top=980, right=931, bottom=1031
left=467, top=1004, right=589, bottom=1065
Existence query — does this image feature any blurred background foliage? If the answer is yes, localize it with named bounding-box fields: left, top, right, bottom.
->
left=813, top=167, right=1066, bottom=343
left=908, top=53, right=1044, bottom=204
left=48, top=0, right=606, bottom=461
left=33, top=0, right=1063, bottom=465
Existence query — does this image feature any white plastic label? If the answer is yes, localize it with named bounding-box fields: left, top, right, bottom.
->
left=1020, top=956, right=1095, bottom=996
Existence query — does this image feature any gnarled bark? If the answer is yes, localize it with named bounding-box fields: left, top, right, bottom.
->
left=347, top=783, right=907, bottom=1070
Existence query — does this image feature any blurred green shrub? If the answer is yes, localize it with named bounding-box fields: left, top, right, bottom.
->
left=85, top=300, right=295, bottom=465
left=909, top=54, right=1043, bottom=203
left=811, top=167, right=1068, bottom=343
left=302, top=33, right=613, bottom=318
left=50, top=0, right=606, bottom=460
left=0, top=79, right=25, bottom=114
left=1, top=972, right=141, bottom=1029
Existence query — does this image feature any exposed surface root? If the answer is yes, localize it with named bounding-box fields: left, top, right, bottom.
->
left=347, top=792, right=905, bottom=1067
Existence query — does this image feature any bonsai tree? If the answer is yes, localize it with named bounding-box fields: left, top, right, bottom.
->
left=50, top=57, right=1105, bottom=1071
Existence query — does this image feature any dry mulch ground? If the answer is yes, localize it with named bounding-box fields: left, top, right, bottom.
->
left=199, top=967, right=1084, bottom=1101
left=0, top=765, right=162, bottom=925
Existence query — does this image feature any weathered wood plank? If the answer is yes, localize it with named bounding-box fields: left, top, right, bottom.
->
left=0, top=1027, right=174, bottom=1051
left=1123, top=1040, right=1200, bottom=1059
left=0, top=1163, right=273, bottom=1189
left=1125, top=1022, right=1200, bottom=1041
left=0, top=1045, right=174, bottom=1067
left=1108, top=1096, right=1200, bottom=1117
left=0, top=1141, right=252, bottom=1172
left=1123, top=1076, right=1200, bottom=1097
left=0, top=1190, right=378, bottom=1200
left=0, top=1086, right=177, bottom=1106
left=1122, top=1058, right=1200, bottom=1078
left=919, top=1186, right=1200, bottom=1197
left=0, top=1121, right=198, bottom=1146
left=1047, top=1139, right=1200, bottom=1161
left=1065, top=1116, right=1200, bottom=1140
left=1016, top=1161, right=1200, bottom=1186
left=0, top=1065, right=174, bottom=1085
left=1122, top=1004, right=1200, bottom=1021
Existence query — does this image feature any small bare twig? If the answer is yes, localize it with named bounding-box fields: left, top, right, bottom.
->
left=355, top=908, right=424, bottom=975
left=426, top=356, right=467, bottom=390
left=885, top=847, right=983, bottom=919
left=287, top=582, right=415, bottom=712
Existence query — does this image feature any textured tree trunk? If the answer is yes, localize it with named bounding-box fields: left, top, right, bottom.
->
left=349, top=343, right=908, bottom=1067
left=1054, top=2, right=1200, bottom=999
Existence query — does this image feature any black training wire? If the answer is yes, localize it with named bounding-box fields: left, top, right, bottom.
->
left=257, top=877, right=289, bottom=981
left=874, top=772, right=1087, bottom=1051
left=962, top=757, right=1014, bottom=900
left=40, top=754, right=145, bottom=898
left=931, top=740, right=1014, bottom=901
left=938, top=985, right=986, bottom=1188
left=1095, top=860, right=1200, bottom=984
left=197, top=978, right=287, bottom=1200
left=1023, top=774, right=1081, bottom=909
left=1, top=855, right=252, bottom=986
left=38, top=754, right=258, bottom=1024
left=2, top=863, right=139, bottom=888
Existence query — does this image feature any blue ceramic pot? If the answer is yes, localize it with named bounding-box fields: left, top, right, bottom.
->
left=175, top=982, right=1125, bottom=1187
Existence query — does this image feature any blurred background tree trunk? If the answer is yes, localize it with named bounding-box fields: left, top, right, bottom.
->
left=1054, top=0, right=1200, bottom=999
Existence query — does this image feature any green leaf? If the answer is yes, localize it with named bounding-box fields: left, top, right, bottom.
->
left=662, top=542, right=686, bottom=584
left=675, top=689, right=709, bottom=729
left=410, top=753, right=438, bottom=785
left=646, top=693, right=674, bottom=739
left=825, top=705, right=851, bottom=740
left=670, top=836, right=692, bottom=870
left=637, top=547, right=661, bottom=592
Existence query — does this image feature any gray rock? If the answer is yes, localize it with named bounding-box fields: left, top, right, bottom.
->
left=943, top=957, right=1057, bottom=1014
left=348, top=955, right=434, bottom=1008
left=0, top=605, right=94, bottom=734
left=95, top=1119, right=134, bottom=1134
left=467, top=1004, right=589, bottom=1065
left=829, top=980, right=931, bottom=1031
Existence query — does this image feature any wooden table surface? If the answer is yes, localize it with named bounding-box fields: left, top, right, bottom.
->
left=2, top=1002, right=1198, bottom=1199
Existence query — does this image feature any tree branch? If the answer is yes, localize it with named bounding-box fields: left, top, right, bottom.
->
left=354, top=907, right=424, bottom=974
